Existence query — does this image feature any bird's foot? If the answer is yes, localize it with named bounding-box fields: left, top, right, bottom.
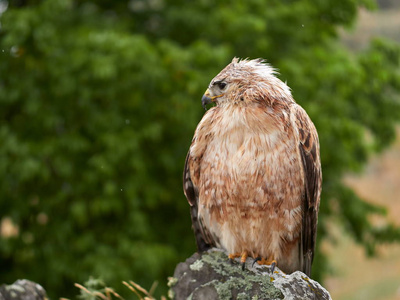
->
left=228, top=251, right=248, bottom=270
left=240, top=251, right=248, bottom=270
left=252, top=256, right=277, bottom=273
left=228, top=253, right=241, bottom=264
left=269, top=260, right=277, bottom=273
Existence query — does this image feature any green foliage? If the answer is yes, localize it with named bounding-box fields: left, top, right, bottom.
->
left=0, top=0, right=400, bottom=297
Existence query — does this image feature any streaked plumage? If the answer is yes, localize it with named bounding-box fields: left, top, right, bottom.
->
left=183, top=58, right=321, bottom=276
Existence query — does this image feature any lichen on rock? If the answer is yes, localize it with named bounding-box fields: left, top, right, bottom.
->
left=171, top=248, right=332, bottom=300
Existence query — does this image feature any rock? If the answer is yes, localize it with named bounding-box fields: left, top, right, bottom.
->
left=0, top=280, right=47, bottom=300
left=169, top=248, right=332, bottom=300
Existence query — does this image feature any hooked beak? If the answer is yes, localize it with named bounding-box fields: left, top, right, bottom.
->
left=201, top=89, right=223, bottom=110
left=201, top=89, right=212, bottom=110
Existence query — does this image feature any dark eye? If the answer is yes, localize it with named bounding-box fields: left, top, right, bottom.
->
left=217, top=81, right=226, bottom=90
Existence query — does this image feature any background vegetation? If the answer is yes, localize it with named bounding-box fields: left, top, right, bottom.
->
left=0, top=0, right=399, bottom=298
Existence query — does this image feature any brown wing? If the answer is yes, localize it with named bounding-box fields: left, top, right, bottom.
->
left=293, top=104, right=322, bottom=277
left=183, top=151, right=214, bottom=252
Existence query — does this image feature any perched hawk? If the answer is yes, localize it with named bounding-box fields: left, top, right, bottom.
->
left=183, top=58, right=321, bottom=276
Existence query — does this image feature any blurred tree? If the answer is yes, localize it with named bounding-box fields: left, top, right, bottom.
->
left=0, top=0, right=399, bottom=298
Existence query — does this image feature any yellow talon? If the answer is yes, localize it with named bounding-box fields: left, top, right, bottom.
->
left=256, top=257, right=269, bottom=265
left=256, top=257, right=276, bottom=266
left=240, top=252, right=248, bottom=264
left=228, top=253, right=241, bottom=260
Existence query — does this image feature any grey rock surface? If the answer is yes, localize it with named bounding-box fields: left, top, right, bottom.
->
left=169, top=248, right=332, bottom=300
left=0, top=280, right=47, bottom=300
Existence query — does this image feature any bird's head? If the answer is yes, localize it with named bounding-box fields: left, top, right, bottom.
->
left=202, top=57, right=293, bottom=110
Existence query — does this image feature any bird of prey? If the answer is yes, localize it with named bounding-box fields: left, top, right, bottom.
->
left=183, top=58, right=321, bottom=276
